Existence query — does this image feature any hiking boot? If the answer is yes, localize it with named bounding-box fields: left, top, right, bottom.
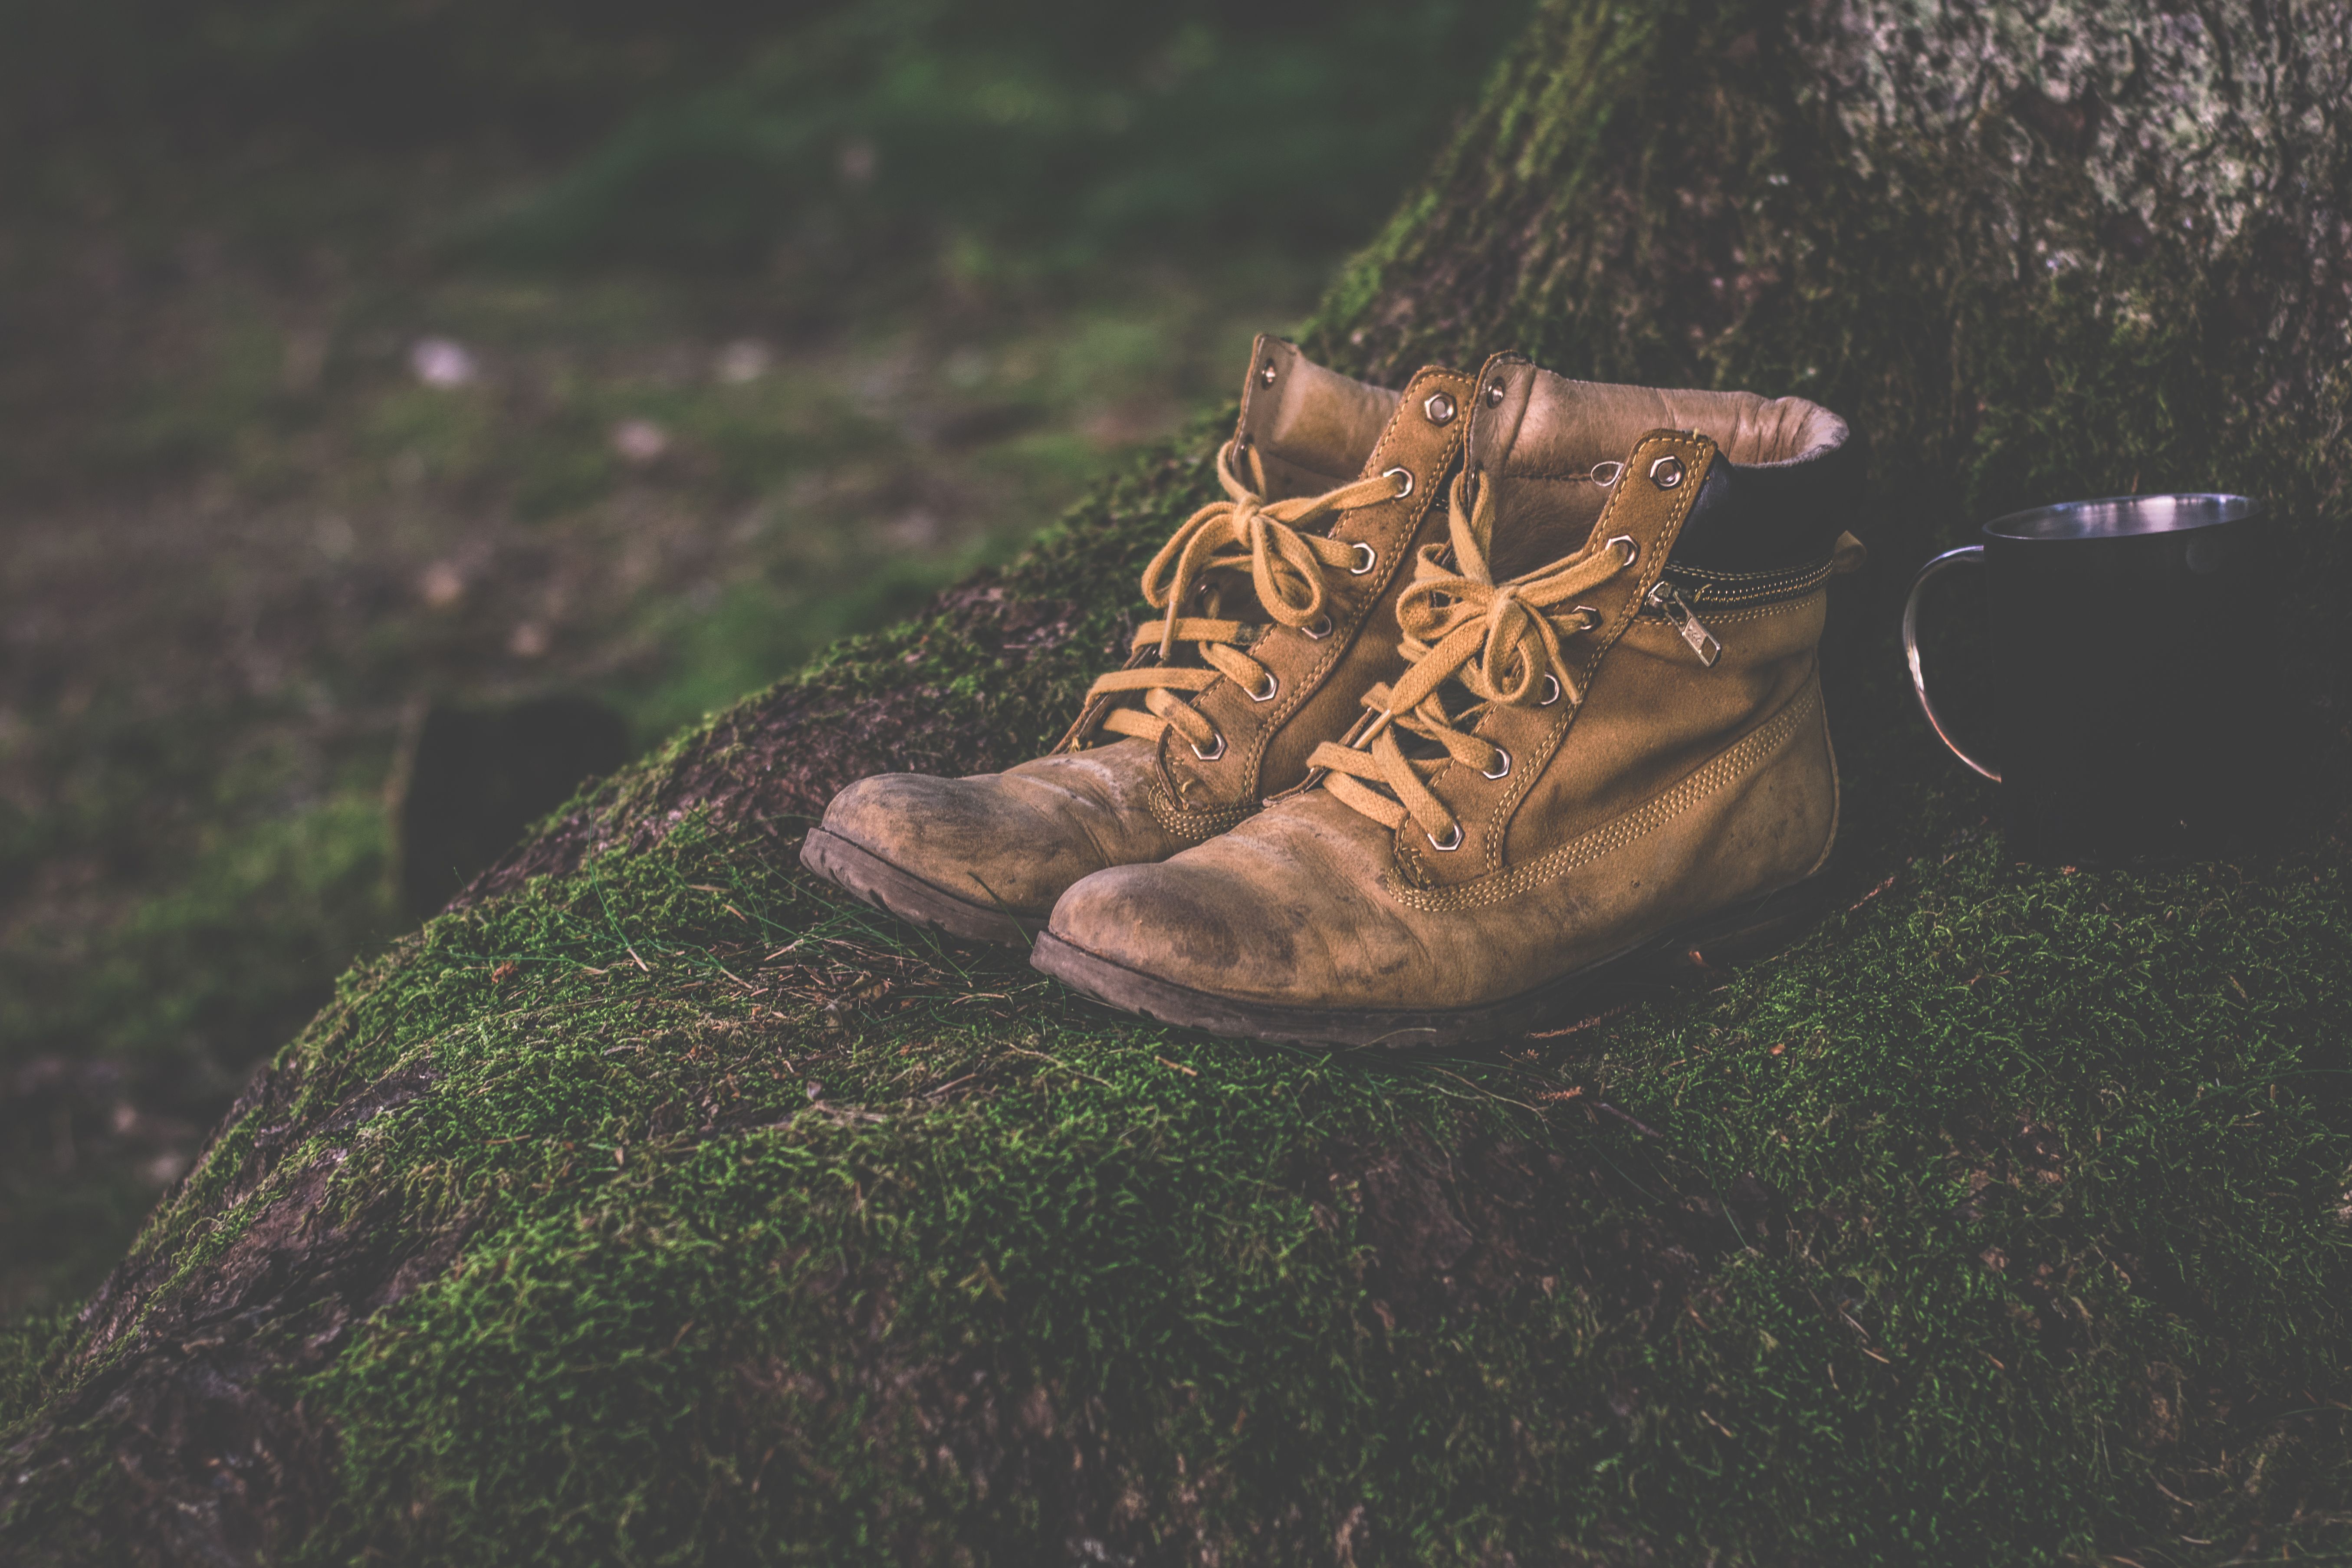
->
left=1032, top=358, right=1867, bottom=1045
left=801, top=336, right=1481, bottom=944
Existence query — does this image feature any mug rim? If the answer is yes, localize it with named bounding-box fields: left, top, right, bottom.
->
left=1982, top=492, right=2263, bottom=542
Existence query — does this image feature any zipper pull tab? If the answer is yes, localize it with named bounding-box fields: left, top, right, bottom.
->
left=1646, top=579, right=1722, bottom=666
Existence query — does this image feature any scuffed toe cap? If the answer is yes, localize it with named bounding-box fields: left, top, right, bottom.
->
left=1047, top=834, right=1420, bottom=1010
left=816, top=771, right=1106, bottom=917
left=819, top=772, right=956, bottom=853
left=1048, top=862, right=1268, bottom=981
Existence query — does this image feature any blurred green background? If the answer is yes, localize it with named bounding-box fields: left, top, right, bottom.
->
left=0, top=0, right=1529, bottom=1311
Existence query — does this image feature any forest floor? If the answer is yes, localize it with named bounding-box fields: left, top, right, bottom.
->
left=0, top=138, right=1329, bottom=1314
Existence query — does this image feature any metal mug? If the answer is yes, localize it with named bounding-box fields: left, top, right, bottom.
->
left=1903, top=493, right=2271, bottom=862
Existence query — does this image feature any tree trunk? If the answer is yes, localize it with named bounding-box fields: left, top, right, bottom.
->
left=5, top=3, right=2349, bottom=1564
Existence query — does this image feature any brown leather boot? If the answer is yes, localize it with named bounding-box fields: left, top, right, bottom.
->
left=801, top=337, right=1481, bottom=944
left=1032, top=358, right=1866, bottom=1045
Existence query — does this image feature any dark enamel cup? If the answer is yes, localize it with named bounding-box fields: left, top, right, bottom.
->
left=1903, top=493, right=2272, bottom=862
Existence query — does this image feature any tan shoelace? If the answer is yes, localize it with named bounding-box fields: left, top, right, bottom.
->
left=1309, top=471, right=1633, bottom=846
left=1077, top=439, right=1410, bottom=756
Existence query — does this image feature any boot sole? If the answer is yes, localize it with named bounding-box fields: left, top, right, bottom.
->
left=1030, top=870, right=1838, bottom=1049
left=798, top=827, right=1043, bottom=948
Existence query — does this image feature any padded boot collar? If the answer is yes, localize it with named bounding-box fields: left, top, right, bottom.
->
left=1465, top=355, right=1860, bottom=573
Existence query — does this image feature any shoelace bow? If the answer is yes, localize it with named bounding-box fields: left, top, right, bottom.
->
left=1308, top=470, right=1634, bottom=846
left=1077, top=439, right=1408, bottom=755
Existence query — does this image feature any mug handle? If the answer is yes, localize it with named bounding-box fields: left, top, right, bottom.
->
left=1902, top=546, right=2002, bottom=782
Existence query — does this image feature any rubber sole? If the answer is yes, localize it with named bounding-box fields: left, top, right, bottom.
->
left=1029, top=870, right=1839, bottom=1049
left=798, top=827, right=1044, bottom=947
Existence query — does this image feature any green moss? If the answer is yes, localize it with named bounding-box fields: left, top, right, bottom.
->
left=0, top=1310, right=70, bottom=1422
left=0, top=786, right=394, bottom=1312
left=37, top=790, right=2334, bottom=1563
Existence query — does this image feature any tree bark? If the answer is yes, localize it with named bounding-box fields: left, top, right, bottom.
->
left=4, top=3, right=2348, bottom=1564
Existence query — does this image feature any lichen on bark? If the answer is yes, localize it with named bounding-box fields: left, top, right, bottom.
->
left=5, top=3, right=2351, bottom=1564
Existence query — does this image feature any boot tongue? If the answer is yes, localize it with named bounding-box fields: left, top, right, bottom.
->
left=1199, top=354, right=1478, bottom=664
left=1233, top=335, right=1401, bottom=502
left=1392, top=686, right=1485, bottom=764
left=1460, top=356, right=1613, bottom=578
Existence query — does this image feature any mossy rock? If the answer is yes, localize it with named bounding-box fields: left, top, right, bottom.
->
left=6, top=3, right=2351, bottom=1562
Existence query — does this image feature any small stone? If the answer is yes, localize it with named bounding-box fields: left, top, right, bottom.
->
left=418, top=561, right=465, bottom=608
left=715, top=340, right=771, bottom=384
left=882, top=510, right=941, bottom=549
left=611, top=419, right=670, bottom=464
left=409, top=337, right=477, bottom=388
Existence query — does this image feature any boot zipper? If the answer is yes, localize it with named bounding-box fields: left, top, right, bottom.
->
left=1656, top=555, right=1836, bottom=606
left=1645, top=579, right=1722, bottom=666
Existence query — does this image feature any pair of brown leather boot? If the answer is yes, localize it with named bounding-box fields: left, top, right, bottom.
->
left=803, top=338, right=1865, bottom=1047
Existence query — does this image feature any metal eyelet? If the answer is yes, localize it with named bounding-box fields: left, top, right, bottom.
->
left=1246, top=669, right=1278, bottom=702
left=1426, top=823, right=1464, bottom=852
left=1485, top=380, right=1507, bottom=408
left=1538, top=674, right=1563, bottom=707
left=1607, top=534, right=1638, bottom=566
left=1423, top=392, right=1456, bottom=426
left=1350, top=542, right=1377, bottom=575
left=1649, top=454, right=1686, bottom=489
left=1259, top=362, right=1278, bottom=387
left=1301, top=614, right=1332, bottom=639
left=1480, top=748, right=1511, bottom=780
left=1573, top=604, right=1601, bottom=631
left=1383, top=466, right=1413, bottom=498
left=1190, top=731, right=1227, bottom=762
